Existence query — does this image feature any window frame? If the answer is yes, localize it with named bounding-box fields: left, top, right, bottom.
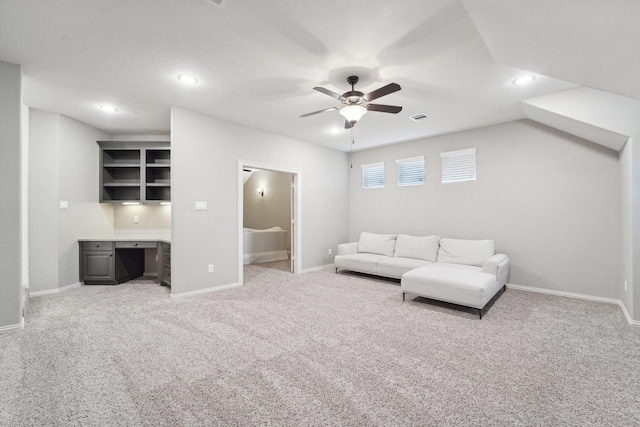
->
left=361, top=162, right=385, bottom=189
left=396, top=155, right=425, bottom=187
left=440, top=148, right=477, bottom=184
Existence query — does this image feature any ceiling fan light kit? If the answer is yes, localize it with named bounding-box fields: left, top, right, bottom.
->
left=340, top=104, right=367, bottom=124
left=301, top=75, right=402, bottom=129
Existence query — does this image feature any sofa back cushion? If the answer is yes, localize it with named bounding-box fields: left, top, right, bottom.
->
left=437, top=238, right=495, bottom=267
left=394, top=234, right=440, bottom=261
left=358, top=232, right=397, bottom=256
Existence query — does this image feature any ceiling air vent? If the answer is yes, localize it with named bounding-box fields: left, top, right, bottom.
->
left=203, top=0, right=226, bottom=7
left=409, top=113, right=428, bottom=122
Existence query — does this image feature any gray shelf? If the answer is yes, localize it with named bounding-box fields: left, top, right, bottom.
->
left=98, top=141, right=170, bottom=203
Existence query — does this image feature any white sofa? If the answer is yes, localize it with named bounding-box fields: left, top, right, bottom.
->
left=335, top=232, right=510, bottom=318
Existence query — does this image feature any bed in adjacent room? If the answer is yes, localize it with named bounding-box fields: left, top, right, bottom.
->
left=243, top=226, right=288, bottom=264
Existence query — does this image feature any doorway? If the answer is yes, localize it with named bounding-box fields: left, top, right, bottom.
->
left=238, top=160, right=301, bottom=285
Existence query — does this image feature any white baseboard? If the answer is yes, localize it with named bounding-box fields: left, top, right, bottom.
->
left=507, top=283, right=639, bottom=326
left=170, top=282, right=241, bottom=298
left=0, top=317, right=25, bottom=333
left=29, top=282, right=82, bottom=297
left=300, top=263, right=335, bottom=274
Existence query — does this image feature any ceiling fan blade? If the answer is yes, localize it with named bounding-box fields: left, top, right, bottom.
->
left=300, top=106, right=339, bottom=118
left=367, top=104, right=403, bottom=114
left=363, top=83, right=401, bottom=102
left=344, top=119, right=354, bottom=129
left=314, top=87, right=345, bottom=101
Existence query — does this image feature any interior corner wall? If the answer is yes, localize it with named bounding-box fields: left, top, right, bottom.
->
left=28, top=110, right=60, bottom=293
left=29, top=110, right=114, bottom=293
left=349, top=119, right=622, bottom=300
left=57, top=115, right=114, bottom=287
left=0, top=61, right=23, bottom=329
left=243, top=170, right=292, bottom=249
left=170, top=107, right=349, bottom=295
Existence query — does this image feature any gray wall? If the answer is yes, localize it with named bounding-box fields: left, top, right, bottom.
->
left=349, top=120, right=622, bottom=300
left=171, top=107, right=349, bottom=295
left=244, top=170, right=292, bottom=250
left=29, top=110, right=114, bottom=293
left=0, top=61, right=22, bottom=329
left=620, top=137, right=640, bottom=321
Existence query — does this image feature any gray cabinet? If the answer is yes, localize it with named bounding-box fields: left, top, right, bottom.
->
left=81, top=241, right=115, bottom=284
left=98, top=141, right=170, bottom=203
left=158, top=242, right=171, bottom=287
left=80, top=240, right=145, bottom=285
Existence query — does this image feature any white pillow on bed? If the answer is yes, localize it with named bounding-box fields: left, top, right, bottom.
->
left=357, top=232, right=397, bottom=256
left=394, top=234, right=440, bottom=261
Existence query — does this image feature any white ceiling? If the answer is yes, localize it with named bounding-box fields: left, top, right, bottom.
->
left=0, top=0, right=637, bottom=151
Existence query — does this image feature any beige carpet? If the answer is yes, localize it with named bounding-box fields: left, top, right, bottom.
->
left=1, top=264, right=639, bottom=426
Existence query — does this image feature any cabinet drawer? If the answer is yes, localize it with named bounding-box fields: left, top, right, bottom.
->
left=83, top=241, right=114, bottom=251
left=115, top=241, right=156, bottom=249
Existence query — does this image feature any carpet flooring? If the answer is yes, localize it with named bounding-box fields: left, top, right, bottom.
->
left=1, top=264, right=639, bottom=426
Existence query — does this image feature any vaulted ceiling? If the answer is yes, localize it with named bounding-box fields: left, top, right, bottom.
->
left=0, top=0, right=638, bottom=151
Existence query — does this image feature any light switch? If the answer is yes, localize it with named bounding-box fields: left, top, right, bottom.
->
left=59, top=201, right=69, bottom=210
left=134, top=216, right=139, bottom=224
left=195, top=201, right=208, bottom=211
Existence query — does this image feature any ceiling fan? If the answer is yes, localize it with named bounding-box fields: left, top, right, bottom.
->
left=300, top=76, right=402, bottom=129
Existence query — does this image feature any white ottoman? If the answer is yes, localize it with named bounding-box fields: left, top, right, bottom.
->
left=401, top=263, right=505, bottom=318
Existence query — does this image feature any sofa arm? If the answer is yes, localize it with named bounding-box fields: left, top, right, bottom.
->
left=482, top=254, right=510, bottom=285
left=337, top=242, right=358, bottom=256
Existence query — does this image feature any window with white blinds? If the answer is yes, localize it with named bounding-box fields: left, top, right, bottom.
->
left=361, top=162, right=385, bottom=189
left=396, top=156, right=425, bottom=187
left=440, top=148, right=476, bottom=184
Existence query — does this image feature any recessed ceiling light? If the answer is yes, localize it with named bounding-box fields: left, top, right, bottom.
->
left=329, top=127, right=342, bottom=134
left=178, top=74, right=198, bottom=85
left=513, top=75, right=535, bottom=86
left=99, top=105, right=118, bottom=113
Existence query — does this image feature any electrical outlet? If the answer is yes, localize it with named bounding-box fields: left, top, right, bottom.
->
left=625, top=280, right=628, bottom=292
left=208, top=264, right=214, bottom=273
left=134, top=215, right=139, bottom=224
left=328, top=248, right=332, bottom=255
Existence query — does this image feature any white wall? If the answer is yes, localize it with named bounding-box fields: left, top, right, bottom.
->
left=0, top=61, right=22, bottom=330
left=349, top=120, right=622, bottom=300
left=21, top=105, right=29, bottom=288
left=244, top=170, right=292, bottom=250
left=171, top=108, right=349, bottom=295
left=113, top=204, right=171, bottom=236
left=29, top=110, right=114, bottom=293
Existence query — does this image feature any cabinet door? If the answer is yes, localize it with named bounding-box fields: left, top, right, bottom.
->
left=158, top=242, right=171, bottom=286
left=82, top=250, right=115, bottom=283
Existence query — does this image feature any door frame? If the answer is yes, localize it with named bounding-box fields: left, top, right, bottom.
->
left=237, top=160, right=302, bottom=285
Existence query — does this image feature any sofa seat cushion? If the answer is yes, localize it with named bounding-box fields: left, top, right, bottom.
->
left=377, top=257, right=433, bottom=279
left=335, top=253, right=388, bottom=275
left=401, top=263, right=501, bottom=309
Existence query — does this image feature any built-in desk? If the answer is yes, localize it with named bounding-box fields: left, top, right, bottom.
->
left=79, top=236, right=171, bottom=286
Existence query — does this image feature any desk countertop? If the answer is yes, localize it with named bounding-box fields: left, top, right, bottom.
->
left=79, top=235, right=171, bottom=244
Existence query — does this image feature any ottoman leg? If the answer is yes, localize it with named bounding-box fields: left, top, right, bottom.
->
left=478, top=308, right=483, bottom=319
left=402, top=292, right=405, bottom=302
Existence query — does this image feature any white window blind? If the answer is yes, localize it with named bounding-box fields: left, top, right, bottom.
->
left=440, top=148, right=476, bottom=184
left=396, top=156, right=425, bottom=187
left=361, top=162, right=385, bottom=189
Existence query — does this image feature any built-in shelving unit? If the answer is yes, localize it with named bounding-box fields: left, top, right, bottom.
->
left=98, top=141, right=170, bottom=203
